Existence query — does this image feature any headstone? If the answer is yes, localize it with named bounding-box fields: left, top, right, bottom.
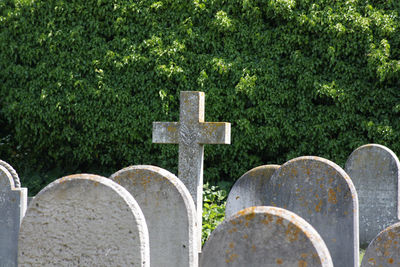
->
left=225, top=165, right=280, bottom=218
left=110, top=165, right=198, bottom=267
left=153, top=91, right=231, bottom=247
left=200, top=206, right=333, bottom=267
left=345, top=144, right=400, bottom=245
left=0, top=165, right=27, bottom=267
left=266, top=156, right=359, bottom=267
left=18, top=174, right=150, bottom=266
left=361, top=222, right=400, bottom=266
left=0, top=160, right=21, bottom=187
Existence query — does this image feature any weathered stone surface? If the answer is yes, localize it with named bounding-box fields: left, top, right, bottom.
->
left=201, top=206, right=333, bottom=267
left=225, top=165, right=280, bottom=218
left=18, top=174, right=149, bottom=266
left=153, top=91, right=231, bottom=248
left=0, top=165, right=27, bottom=267
left=0, top=160, right=20, bottom=187
left=361, top=222, right=400, bottom=266
left=345, top=144, right=400, bottom=245
left=266, top=156, right=359, bottom=267
left=110, top=165, right=198, bottom=267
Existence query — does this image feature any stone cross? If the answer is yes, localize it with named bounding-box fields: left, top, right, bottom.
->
left=153, top=91, right=231, bottom=247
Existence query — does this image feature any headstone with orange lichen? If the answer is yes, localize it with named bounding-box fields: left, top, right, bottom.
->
left=110, top=165, right=198, bottom=267
left=345, top=144, right=400, bottom=246
left=361, top=222, right=400, bottom=266
left=266, top=156, right=359, bottom=267
left=200, top=206, right=333, bottom=267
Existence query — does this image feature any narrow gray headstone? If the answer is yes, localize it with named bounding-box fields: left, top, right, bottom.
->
left=361, top=222, right=400, bottom=266
left=0, top=165, right=27, bottom=267
left=200, top=206, right=333, bottom=267
left=110, top=165, right=198, bottom=267
left=225, top=165, right=280, bottom=218
left=18, top=174, right=150, bottom=266
left=345, top=144, right=400, bottom=245
left=153, top=91, right=231, bottom=248
left=266, top=156, right=359, bottom=267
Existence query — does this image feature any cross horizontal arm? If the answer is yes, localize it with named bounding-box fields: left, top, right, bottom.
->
left=152, top=122, right=179, bottom=144
left=199, top=122, right=231, bottom=144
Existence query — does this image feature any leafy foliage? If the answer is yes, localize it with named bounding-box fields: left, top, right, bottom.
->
left=1, top=0, right=400, bottom=193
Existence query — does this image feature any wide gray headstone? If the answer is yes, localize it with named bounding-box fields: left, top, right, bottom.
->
left=201, top=206, right=333, bottom=267
left=0, top=165, right=27, bottom=267
left=345, top=144, right=400, bottom=245
left=266, top=156, right=359, bottom=267
left=18, top=174, right=150, bottom=266
left=110, top=165, right=198, bottom=267
left=225, top=165, right=280, bottom=218
left=153, top=91, right=231, bottom=248
left=361, top=222, right=400, bottom=266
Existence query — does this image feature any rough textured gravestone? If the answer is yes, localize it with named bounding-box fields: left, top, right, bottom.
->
left=0, top=165, right=27, bottom=267
left=266, top=156, right=359, bottom=267
left=345, top=144, right=400, bottom=245
left=225, top=165, right=280, bottom=218
left=110, top=165, right=198, bottom=267
left=201, top=206, right=333, bottom=267
left=153, top=91, right=231, bottom=247
left=361, top=222, right=400, bottom=266
left=18, top=174, right=150, bottom=266
left=0, top=159, right=21, bottom=187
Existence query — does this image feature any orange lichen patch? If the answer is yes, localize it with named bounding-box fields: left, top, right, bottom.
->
left=332, top=238, right=336, bottom=243
left=368, top=258, right=376, bottom=264
left=167, top=125, right=178, bottom=133
left=328, top=188, right=337, bottom=204
left=93, top=181, right=99, bottom=187
left=336, top=185, right=342, bottom=193
left=251, top=245, right=256, bottom=252
left=285, top=224, right=300, bottom=242
left=343, top=211, right=348, bottom=216
left=243, top=234, right=248, bottom=239
left=301, top=253, right=308, bottom=258
left=276, top=258, right=283, bottom=264
left=315, top=199, right=323, bottom=212
left=229, top=242, right=235, bottom=249
left=298, top=260, right=307, bottom=267
left=319, top=184, right=324, bottom=189
left=228, top=227, right=238, bottom=234
left=235, top=196, right=240, bottom=200
left=276, top=217, right=283, bottom=225
left=388, top=258, right=394, bottom=264
left=225, top=253, right=238, bottom=263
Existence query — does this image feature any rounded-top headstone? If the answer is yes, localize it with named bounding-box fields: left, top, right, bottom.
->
left=267, top=156, right=359, bottom=267
left=18, top=174, right=150, bottom=266
left=0, top=160, right=20, bottom=188
left=110, top=165, right=198, bottom=267
left=201, top=206, right=333, bottom=267
left=225, top=165, right=280, bottom=218
left=345, top=144, right=400, bottom=245
left=361, top=222, right=400, bottom=266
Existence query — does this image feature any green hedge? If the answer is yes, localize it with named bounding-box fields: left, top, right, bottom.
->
left=1, top=0, right=400, bottom=193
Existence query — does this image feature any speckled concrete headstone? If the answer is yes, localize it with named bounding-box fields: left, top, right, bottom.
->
left=361, top=222, right=400, bottom=266
left=225, top=165, right=280, bottom=218
left=266, top=156, right=359, bottom=267
left=153, top=91, right=231, bottom=248
left=0, top=165, right=27, bottom=267
left=110, top=165, right=198, bottom=267
left=345, top=144, right=400, bottom=245
left=201, top=206, right=333, bottom=267
left=18, top=174, right=149, bottom=266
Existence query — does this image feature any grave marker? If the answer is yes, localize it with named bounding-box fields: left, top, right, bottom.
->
left=18, top=174, right=150, bottom=266
left=201, top=206, right=333, bottom=267
left=345, top=144, right=400, bottom=245
left=266, top=156, right=359, bottom=267
left=225, top=164, right=280, bottom=218
left=110, top=165, right=198, bottom=265
left=361, top=222, right=400, bottom=266
left=0, top=160, right=21, bottom=187
left=0, top=165, right=27, bottom=267
left=153, top=91, right=231, bottom=246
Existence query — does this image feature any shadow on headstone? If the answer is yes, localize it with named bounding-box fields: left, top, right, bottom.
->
left=225, top=165, right=280, bottom=218
left=201, top=206, right=333, bottom=267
